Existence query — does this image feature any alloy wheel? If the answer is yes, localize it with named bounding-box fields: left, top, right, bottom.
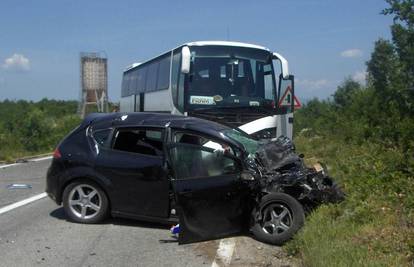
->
left=68, top=184, right=101, bottom=220
left=261, top=203, right=293, bottom=236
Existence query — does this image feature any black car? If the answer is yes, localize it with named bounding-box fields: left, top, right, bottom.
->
left=46, top=112, right=343, bottom=245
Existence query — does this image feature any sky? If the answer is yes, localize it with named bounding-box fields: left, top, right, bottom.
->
left=0, top=0, right=394, bottom=102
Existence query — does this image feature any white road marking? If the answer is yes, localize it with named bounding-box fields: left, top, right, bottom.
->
left=30, top=156, right=52, bottom=162
left=211, top=238, right=236, bottom=267
left=0, top=155, right=52, bottom=169
left=0, top=163, right=20, bottom=169
left=0, top=193, right=47, bottom=215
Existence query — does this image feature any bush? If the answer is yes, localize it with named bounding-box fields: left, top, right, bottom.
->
left=0, top=99, right=81, bottom=162
left=286, top=114, right=414, bottom=266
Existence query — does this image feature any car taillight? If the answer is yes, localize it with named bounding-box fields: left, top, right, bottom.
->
left=53, top=148, right=61, bottom=159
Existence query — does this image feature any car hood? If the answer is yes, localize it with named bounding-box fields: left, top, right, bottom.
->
left=254, top=136, right=301, bottom=171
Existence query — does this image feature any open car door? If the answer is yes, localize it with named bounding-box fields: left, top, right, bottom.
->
left=168, top=142, right=249, bottom=244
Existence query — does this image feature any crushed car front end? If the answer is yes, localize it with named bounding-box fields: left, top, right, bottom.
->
left=219, top=130, right=344, bottom=245
left=253, top=136, right=345, bottom=208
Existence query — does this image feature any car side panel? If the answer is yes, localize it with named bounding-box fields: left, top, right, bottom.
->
left=94, top=148, right=170, bottom=218
left=173, top=175, right=250, bottom=244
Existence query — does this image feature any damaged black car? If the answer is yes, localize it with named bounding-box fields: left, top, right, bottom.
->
left=46, top=113, right=344, bottom=245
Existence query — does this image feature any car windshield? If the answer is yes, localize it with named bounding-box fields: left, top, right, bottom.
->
left=185, top=46, right=276, bottom=110
left=222, top=129, right=261, bottom=155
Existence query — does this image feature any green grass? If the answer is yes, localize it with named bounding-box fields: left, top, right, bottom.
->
left=285, top=133, right=414, bottom=267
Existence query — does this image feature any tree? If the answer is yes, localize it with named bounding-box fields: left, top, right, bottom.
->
left=333, top=78, right=362, bottom=108
left=383, top=0, right=414, bottom=87
left=366, top=39, right=400, bottom=99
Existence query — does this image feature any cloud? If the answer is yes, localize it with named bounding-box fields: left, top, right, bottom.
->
left=352, top=70, right=367, bottom=84
left=2, top=54, right=31, bottom=71
left=340, top=49, right=363, bottom=58
left=296, top=79, right=332, bottom=90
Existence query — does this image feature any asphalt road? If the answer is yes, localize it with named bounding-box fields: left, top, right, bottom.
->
left=0, top=158, right=217, bottom=267
left=0, top=158, right=294, bottom=267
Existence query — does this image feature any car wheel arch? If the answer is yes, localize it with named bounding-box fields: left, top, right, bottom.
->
left=251, top=192, right=305, bottom=245
left=57, top=167, right=113, bottom=204
left=261, top=185, right=305, bottom=200
left=60, top=176, right=112, bottom=210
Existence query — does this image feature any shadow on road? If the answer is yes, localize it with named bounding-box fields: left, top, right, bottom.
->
left=49, top=207, right=170, bottom=230
left=49, top=207, right=254, bottom=245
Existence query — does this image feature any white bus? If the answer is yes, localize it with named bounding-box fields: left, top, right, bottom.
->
left=120, top=41, right=295, bottom=140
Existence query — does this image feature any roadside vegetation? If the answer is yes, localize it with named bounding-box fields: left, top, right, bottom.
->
left=286, top=1, right=414, bottom=265
left=0, top=99, right=81, bottom=162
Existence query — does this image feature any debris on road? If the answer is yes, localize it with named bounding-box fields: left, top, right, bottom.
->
left=6, top=183, right=32, bottom=190
left=170, top=224, right=180, bottom=236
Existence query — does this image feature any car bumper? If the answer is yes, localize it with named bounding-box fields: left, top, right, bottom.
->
left=45, top=159, right=65, bottom=205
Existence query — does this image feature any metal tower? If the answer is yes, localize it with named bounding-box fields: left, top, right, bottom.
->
left=78, top=52, right=108, bottom=118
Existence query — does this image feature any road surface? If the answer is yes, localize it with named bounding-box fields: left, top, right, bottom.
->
left=0, top=158, right=294, bottom=267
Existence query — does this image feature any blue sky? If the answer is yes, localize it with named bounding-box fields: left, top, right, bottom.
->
left=0, top=0, right=393, bottom=102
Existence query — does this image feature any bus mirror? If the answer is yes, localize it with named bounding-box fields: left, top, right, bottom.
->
left=181, top=46, right=191, bottom=74
left=278, top=75, right=295, bottom=112
left=273, top=52, right=289, bottom=79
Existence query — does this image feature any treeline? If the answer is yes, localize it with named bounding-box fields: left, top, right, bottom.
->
left=287, top=1, right=414, bottom=266
left=0, top=99, right=81, bottom=161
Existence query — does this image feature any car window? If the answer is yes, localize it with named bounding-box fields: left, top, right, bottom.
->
left=112, top=128, right=163, bottom=156
left=169, top=145, right=239, bottom=180
left=93, top=129, right=112, bottom=147
left=174, top=132, right=235, bottom=155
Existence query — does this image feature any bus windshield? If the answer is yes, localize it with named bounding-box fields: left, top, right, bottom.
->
left=186, top=46, right=276, bottom=110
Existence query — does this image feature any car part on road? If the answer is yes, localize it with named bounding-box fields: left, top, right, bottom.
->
left=170, top=224, right=180, bottom=237
left=7, top=183, right=32, bottom=189
left=62, top=180, right=109, bottom=224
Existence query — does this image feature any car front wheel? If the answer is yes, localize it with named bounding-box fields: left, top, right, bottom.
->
left=251, top=193, right=305, bottom=245
left=62, top=180, right=109, bottom=224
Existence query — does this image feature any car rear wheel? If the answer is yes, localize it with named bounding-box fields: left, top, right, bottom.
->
left=62, top=180, right=109, bottom=224
left=252, top=193, right=305, bottom=245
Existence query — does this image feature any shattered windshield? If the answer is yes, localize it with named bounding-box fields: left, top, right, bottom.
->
left=222, top=129, right=261, bottom=155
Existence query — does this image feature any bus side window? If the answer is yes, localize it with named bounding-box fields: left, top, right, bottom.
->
left=121, top=73, right=128, bottom=97
left=136, top=67, right=147, bottom=94
left=157, top=55, right=171, bottom=90
left=129, top=68, right=138, bottom=96
left=146, top=61, right=159, bottom=92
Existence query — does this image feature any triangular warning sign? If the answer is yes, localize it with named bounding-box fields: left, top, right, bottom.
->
left=278, top=86, right=302, bottom=109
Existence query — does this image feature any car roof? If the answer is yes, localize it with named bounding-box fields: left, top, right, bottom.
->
left=84, top=112, right=238, bottom=145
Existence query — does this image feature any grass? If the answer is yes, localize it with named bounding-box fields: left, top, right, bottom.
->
left=285, top=133, right=414, bottom=267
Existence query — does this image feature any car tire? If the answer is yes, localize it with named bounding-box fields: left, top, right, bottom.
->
left=62, top=179, right=109, bottom=224
left=251, top=193, right=305, bottom=246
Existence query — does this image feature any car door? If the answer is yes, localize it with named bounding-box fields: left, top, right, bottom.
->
left=168, top=132, right=250, bottom=244
left=94, top=127, right=169, bottom=218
